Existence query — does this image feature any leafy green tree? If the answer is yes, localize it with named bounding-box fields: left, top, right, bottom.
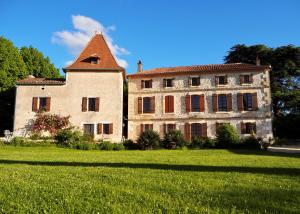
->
left=20, top=46, right=60, bottom=78
left=0, top=36, right=27, bottom=92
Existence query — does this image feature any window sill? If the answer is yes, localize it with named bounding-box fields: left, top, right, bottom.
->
left=215, top=111, right=231, bottom=114
left=216, top=84, right=227, bottom=87
left=164, top=112, right=175, bottom=114
left=241, top=83, right=252, bottom=86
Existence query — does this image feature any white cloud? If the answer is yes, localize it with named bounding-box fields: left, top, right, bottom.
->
left=52, top=15, right=129, bottom=68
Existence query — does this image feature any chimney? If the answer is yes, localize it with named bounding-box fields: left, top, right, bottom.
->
left=137, top=60, right=142, bottom=73
left=256, top=56, right=261, bottom=66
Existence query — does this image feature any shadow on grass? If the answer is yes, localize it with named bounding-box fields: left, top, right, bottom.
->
left=0, top=159, right=299, bottom=176
left=228, top=149, right=300, bottom=158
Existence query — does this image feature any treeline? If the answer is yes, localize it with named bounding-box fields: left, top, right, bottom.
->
left=0, top=36, right=61, bottom=134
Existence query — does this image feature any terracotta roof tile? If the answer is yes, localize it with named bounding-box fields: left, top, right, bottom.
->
left=64, top=33, right=124, bottom=71
left=16, top=77, right=65, bottom=85
left=127, top=63, right=270, bottom=78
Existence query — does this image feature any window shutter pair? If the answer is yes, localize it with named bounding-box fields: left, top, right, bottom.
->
left=184, top=123, right=191, bottom=141
left=212, top=94, right=218, bottom=112
left=240, top=75, right=254, bottom=84
left=165, top=95, right=174, bottom=113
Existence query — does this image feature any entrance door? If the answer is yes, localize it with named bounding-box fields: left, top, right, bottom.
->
left=83, top=124, right=94, bottom=137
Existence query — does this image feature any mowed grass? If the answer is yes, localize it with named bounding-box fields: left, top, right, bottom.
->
left=0, top=147, right=299, bottom=213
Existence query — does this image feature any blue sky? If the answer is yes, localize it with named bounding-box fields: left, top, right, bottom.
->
left=0, top=0, right=300, bottom=74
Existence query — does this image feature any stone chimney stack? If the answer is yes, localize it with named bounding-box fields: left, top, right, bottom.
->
left=256, top=56, right=261, bottom=66
left=137, top=60, right=142, bottom=73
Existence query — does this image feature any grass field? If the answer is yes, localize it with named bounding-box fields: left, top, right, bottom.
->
left=0, top=147, right=299, bottom=213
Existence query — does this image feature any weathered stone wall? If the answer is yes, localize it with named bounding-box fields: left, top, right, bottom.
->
left=128, top=70, right=273, bottom=140
left=14, top=71, right=124, bottom=142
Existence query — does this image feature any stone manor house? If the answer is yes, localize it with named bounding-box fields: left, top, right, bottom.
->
left=13, top=34, right=273, bottom=142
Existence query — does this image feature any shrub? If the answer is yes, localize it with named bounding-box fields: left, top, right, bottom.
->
left=7, top=137, right=54, bottom=147
left=240, top=135, right=262, bottom=150
left=123, top=139, right=140, bottom=150
left=162, top=130, right=186, bottom=149
left=215, top=124, right=240, bottom=148
left=55, top=129, right=91, bottom=148
left=9, top=136, right=27, bottom=146
left=137, top=130, right=161, bottom=150
left=97, top=141, right=115, bottom=151
left=189, top=137, right=215, bottom=149
left=73, top=141, right=95, bottom=150
left=113, top=143, right=125, bottom=151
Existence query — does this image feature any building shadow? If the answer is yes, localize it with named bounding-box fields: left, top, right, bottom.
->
left=0, top=159, right=299, bottom=176
left=228, top=149, right=300, bottom=158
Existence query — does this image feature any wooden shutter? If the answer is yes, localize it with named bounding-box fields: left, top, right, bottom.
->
left=150, top=96, right=155, bottom=113
left=45, top=97, right=51, bottom=112
left=239, top=75, right=244, bottom=85
left=250, top=74, right=254, bottom=83
left=201, top=123, right=207, bottom=137
left=163, top=79, right=167, bottom=87
left=141, top=80, right=144, bottom=89
left=140, top=124, right=144, bottom=134
left=95, top=97, right=100, bottom=112
left=97, top=123, right=102, bottom=134
left=185, top=95, right=191, bottom=112
left=240, top=122, right=246, bottom=134
left=224, top=75, right=228, bottom=84
left=200, top=94, right=205, bottom=112
left=184, top=123, right=191, bottom=141
left=138, top=97, right=142, bottom=114
left=165, top=96, right=169, bottom=113
left=169, top=96, right=174, bottom=113
left=237, top=93, right=243, bottom=111
left=82, top=97, right=87, bottom=112
left=32, top=97, right=38, bottom=112
left=109, top=123, right=113, bottom=134
left=212, top=94, right=218, bottom=112
left=252, top=92, right=258, bottom=110
left=215, top=76, right=219, bottom=86
left=227, top=93, right=232, bottom=111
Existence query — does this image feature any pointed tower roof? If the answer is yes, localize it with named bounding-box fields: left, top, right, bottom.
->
left=64, top=33, right=124, bottom=71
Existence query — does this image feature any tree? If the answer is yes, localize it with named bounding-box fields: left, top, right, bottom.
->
left=0, top=36, right=27, bottom=92
left=20, top=46, right=60, bottom=78
left=224, top=44, right=300, bottom=117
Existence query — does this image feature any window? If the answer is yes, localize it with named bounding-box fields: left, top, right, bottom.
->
left=191, top=95, right=200, bottom=112
left=166, top=124, right=176, bottom=132
left=244, top=122, right=256, bottom=134
left=218, top=94, right=227, bottom=111
left=191, top=123, right=201, bottom=139
left=83, top=124, right=94, bottom=136
left=88, top=98, right=96, bottom=111
left=244, top=75, right=250, bottom=84
left=243, top=93, right=253, bottom=111
left=143, top=97, right=151, bottom=113
left=163, top=79, right=173, bottom=87
left=103, top=124, right=110, bottom=134
left=39, top=97, right=47, bottom=110
left=218, top=76, right=226, bottom=85
left=191, top=77, right=200, bottom=86
left=142, top=80, right=152, bottom=89
left=144, top=124, right=153, bottom=131
left=90, top=58, right=98, bottom=64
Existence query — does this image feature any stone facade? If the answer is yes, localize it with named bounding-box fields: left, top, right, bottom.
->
left=127, top=64, right=273, bottom=141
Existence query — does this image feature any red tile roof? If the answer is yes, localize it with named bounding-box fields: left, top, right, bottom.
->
left=64, top=33, right=124, bottom=71
left=16, top=77, right=65, bottom=85
left=127, top=63, right=270, bottom=78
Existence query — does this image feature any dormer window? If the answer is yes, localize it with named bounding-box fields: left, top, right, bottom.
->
left=90, top=57, right=98, bottom=64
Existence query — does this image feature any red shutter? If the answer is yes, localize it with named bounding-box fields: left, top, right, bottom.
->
left=109, top=123, right=113, bottom=134
left=45, top=97, right=51, bottom=112
left=212, top=94, right=218, bottom=112
left=150, top=96, right=155, bottom=113
left=227, top=93, right=232, bottom=111
left=240, top=122, right=246, bottom=134
left=97, top=123, right=102, bottom=134
left=215, top=76, right=219, bottom=86
left=252, top=92, right=258, bottom=110
left=32, top=97, right=38, bottom=112
left=239, top=75, right=244, bottom=85
left=185, top=95, right=191, bottom=113
left=237, top=93, right=243, bottom=111
left=141, top=80, right=144, bottom=89
left=201, top=123, right=207, bottom=137
left=82, top=97, right=87, bottom=112
left=95, top=97, right=100, bottom=112
left=184, top=123, right=191, bottom=141
left=138, top=97, right=142, bottom=114
left=200, top=94, right=205, bottom=112
left=165, top=96, right=169, bottom=113
left=169, top=96, right=174, bottom=113
left=140, top=124, right=144, bottom=134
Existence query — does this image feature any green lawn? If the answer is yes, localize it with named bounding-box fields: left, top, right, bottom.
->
left=0, top=147, right=299, bottom=213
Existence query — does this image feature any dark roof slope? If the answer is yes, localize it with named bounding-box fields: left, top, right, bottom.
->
left=16, top=77, right=65, bottom=85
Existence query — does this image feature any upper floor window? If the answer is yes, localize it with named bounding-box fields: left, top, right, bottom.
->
left=243, top=93, right=253, bottom=111
left=215, top=75, right=228, bottom=86
left=240, top=74, right=253, bottom=84
left=237, top=93, right=258, bottom=111
left=141, top=80, right=152, bottom=89
left=32, top=97, right=51, bottom=112
left=82, top=97, right=100, bottom=112
left=163, top=78, right=174, bottom=88
left=191, top=77, right=200, bottom=86
left=186, top=94, right=205, bottom=112
left=218, top=94, right=227, bottom=111
left=191, top=95, right=200, bottom=112
left=138, top=96, right=155, bottom=114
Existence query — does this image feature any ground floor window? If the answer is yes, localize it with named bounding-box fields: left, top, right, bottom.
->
left=191, top=123, right=202, bottom=139
left=83, top=124, right=94, bottom=136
